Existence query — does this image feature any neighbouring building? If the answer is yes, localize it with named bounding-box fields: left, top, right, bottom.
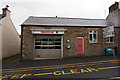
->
left=21, top=2, right=120, bottom=60
left=0, top=5, right=20, bottom=58
left=106, top=2, right=120, bottom=55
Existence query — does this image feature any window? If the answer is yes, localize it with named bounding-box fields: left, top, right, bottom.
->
left=106, top=37, right=113, bottom=43
left=89, top=30, right=97, bottom=43
left=35, top=37, right=61, bottom=49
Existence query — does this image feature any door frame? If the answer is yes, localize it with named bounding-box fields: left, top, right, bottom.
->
left=77, top=37, right=84, bottom=54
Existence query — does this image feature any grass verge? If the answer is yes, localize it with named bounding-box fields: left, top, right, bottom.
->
left=2, top=54, right=20, bottom=63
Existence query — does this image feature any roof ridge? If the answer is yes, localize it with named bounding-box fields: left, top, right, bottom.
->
left=29, top=16, right=106, bottom=20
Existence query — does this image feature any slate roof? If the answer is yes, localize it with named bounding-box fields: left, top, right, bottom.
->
left=0, top=14, right=3, bottom=20
left=0, top=14, right=6, bottom=20
left=21, top=16, right=113, bottom=27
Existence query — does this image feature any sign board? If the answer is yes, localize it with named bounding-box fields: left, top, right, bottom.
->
left=41, top=31, right=53, bottom=33
left=31, top=29, right=67, bottom=34
left=103, top=26, right=114, bottom=38
left=32, top=31, right=65, bottom=34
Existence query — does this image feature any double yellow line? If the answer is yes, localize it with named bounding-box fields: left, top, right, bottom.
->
left=34, top=72, right=53, bottom=76
left=33, top=66, right=120, bottom=76
left=3, top=61, right=120, bottom=73
left=98, top=66, right=120, bottom=70
left=1, top=66, right=120, bottom=79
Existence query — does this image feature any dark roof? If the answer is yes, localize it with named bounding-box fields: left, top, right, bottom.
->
left=0, top=14, right=2, bottom=19
left=0, top=14, right=6, bottom=20
left=21, top=16, right=113, bottom=27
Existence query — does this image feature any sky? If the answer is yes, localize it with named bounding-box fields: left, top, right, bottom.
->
left=0, top=0, right=120, bottom=34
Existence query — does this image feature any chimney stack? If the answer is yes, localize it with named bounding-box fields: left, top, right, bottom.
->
left=109, top=2, right=119, bottom=13
left=2, top=5, right=10, bottom=17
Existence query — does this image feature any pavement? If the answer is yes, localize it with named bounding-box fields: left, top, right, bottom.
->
left=2, top=56, right=120, bottom=69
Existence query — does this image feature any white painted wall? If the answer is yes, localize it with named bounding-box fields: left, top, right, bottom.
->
left=0, top=20, right=2, bottom=59
left=1, top=10, right=20, bottom=58
left=119, top=1, right=120, bottom=9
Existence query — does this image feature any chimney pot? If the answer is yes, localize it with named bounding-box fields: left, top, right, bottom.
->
left=5, top=5, right=9, bottom=9
left=109, top=2, right=119, bottom=13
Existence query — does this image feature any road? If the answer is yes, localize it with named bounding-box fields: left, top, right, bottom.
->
left=2, top=60, right=120, bottom=79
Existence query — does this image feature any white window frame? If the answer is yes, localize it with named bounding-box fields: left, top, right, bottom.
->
left=89, top=30, right=98, bottom=43
left=106, top=37, right=114, bottom=43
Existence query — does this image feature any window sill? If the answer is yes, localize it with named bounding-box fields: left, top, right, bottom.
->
left=106, top=42, right=113, bottom=43
left=89, top=42, right=98, bottom=44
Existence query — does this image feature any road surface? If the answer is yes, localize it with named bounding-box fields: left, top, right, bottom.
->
left=2, top=60, right=120, bottom=79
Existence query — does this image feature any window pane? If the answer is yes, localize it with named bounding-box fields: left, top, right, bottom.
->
left=42, top=38, right=48, bottom=41
left=55, top=42, right=61, bottom=45
left=89, top=31, right=92, bottom=34
left=42, top=46, right=49, bottom=49
left=49, top=41, right=54, bottom=45
left=49, top=38, right=54, bottom=41
left=93, top=34, right=97, bottom=42
left=93, top=31, right=96, bottom=34
left=41, top=41, right=48, bottom=45
left=55, top=46, right=61, bottom=49
left=106, top=37, right=109, bottom=42
left=110, top=37, right=113, bottom=42
left=35, top=42, right=41, bottom=45
left=35, top=46, right=41, bottom=49
left=49, top=45, right=55, bottom=49
left=89, top=34, right=92, bottom=42
left=35, top=39, right=41, bottom=41
left=55, top=38, right=61, bottom=41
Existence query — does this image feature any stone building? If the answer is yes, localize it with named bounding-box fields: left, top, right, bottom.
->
left=21, top=2, right=120, bottom=60
left=106, top=2, right=120, bottom=56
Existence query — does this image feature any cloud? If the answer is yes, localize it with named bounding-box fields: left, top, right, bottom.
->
left=1, top=0, right=42, bottom=2
left=0, top=0, right=119, bottom=34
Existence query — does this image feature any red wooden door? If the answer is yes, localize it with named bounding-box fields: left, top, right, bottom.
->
left=77, top=37, right=84, bottom=54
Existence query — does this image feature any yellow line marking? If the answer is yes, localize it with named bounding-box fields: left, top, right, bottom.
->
left=3, top=69, right=34, bottom=73
left=3, top=61, right=120, bottom=73
left=3, top=65, right=82, bottom=73
left=3, top=66, right=69, bottom=73
left=2, top=66, right=120, bottom=78
left=98, top=66, right=120, bottom=70
left=34, top=72, right=52, bottom=76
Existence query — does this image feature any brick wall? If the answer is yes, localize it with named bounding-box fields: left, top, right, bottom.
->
left=22, top=26, right=107, bottom=60
left=63, top=27, right=103, bottom=58
left=118, top=28, right=120, bottom=55
left=22, top=26, right=34, bottom=60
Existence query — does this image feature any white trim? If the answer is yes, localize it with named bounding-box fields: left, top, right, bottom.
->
left=77, top=37, right=84, bottom=53
left=106, top=42, right=113, bottom=43
left=106, top=37, right=114, bottom=43
left=31, top=29, right=67, bottom=34
left=33, top=36, right=36, bottom=58
left=89, top=30, right=98, bottom=43
left=77, top=37, right=83, bottom=38
left=30, top=29, right=67, bottom=31
left=32, top=31, right=65, bottom=34
left=33, top=35, right=63, bottom=59
left=61, top=36, right=63, bottom=58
